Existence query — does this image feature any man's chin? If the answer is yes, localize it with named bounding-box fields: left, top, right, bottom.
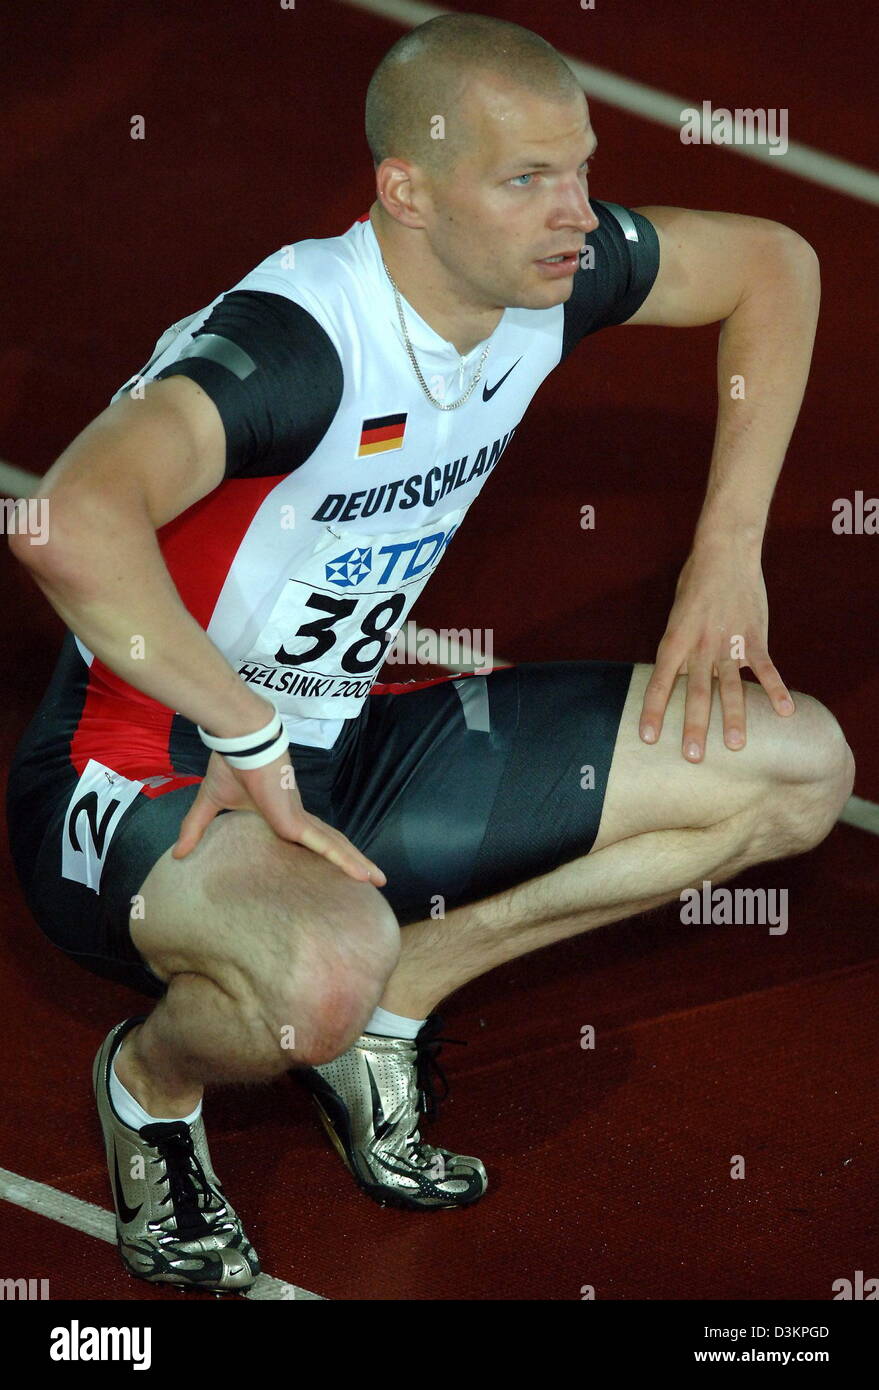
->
left=506, top=277, right=576, bottom=310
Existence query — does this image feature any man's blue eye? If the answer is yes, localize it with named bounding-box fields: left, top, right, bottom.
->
left=510, top=158, right=593, bottom=188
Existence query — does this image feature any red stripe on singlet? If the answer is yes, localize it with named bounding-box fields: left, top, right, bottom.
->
left=69, top=473, right=283, bottom=797
left=370, top=666, right=510, bottom=696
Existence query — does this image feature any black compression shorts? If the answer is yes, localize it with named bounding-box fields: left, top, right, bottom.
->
left=6, top=640, right=634, bottom=999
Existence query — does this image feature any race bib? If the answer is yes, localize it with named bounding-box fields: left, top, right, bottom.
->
left=61, top=761, right=146, bottom=892
left=237, top=508, right=466, bottom=719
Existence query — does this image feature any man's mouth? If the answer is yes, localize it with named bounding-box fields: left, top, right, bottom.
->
left=535, top=250, right=582, bottom=271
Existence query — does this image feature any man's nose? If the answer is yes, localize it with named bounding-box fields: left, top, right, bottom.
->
left=552, top=182, right=599, bottom=235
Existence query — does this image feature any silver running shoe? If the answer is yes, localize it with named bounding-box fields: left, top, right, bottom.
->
left=93, top=1016, right=260, bottom=1294
left=298, top=1015, right=487, bottom=1210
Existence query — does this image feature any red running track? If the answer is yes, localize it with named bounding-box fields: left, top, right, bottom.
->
left=1, top=0, right=877, bottom=1300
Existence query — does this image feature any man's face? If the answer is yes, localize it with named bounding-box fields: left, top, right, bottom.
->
left=419, top=79, right=599, bottom=312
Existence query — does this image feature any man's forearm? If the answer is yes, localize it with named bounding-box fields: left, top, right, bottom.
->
left=692, top=237, right=821, bottom=555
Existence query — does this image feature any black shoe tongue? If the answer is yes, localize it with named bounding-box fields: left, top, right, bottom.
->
left=137, top=1121, right=214, bottom=1233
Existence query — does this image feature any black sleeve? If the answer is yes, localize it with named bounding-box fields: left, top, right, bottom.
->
left=560, top=200, right=660, bottom=361
left=153, top=290, right=344, bottom=479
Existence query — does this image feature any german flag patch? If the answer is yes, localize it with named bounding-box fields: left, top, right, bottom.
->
left=357, top=412, right=407, bottom=457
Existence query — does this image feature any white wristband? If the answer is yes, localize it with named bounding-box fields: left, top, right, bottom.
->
left=221, top=727, right=291, bottom=771
left=198, top=703, right=288, bottom=768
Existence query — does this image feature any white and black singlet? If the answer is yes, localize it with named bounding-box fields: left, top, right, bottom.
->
left=7, top=200, right=660, bottom=996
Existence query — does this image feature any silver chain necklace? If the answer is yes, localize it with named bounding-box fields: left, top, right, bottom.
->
left=381, top=255, right=491, bottom=411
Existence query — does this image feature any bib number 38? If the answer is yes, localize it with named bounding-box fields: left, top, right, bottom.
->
left=275, top=591, right=406, bottom=676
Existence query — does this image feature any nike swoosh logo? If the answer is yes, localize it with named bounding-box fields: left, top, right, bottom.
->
left=113, top=1141, right=144, bottom=1224
left=364, top=1057, right=395, bottom=1141
left=482, top=357, right=522, bottom=402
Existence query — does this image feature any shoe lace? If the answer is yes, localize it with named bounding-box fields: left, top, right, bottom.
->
left=413, top=1014, right=467, bottom=1123
left=140, top=1121, right=224, bottom=1239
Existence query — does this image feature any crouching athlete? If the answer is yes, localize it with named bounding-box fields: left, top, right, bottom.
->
left=6, top=13, right=853, bottom=1294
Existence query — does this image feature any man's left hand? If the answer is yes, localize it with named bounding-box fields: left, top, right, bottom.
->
left=638, top=541, right=795, bottom=760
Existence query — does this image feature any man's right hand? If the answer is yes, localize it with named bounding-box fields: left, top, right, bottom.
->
left=172, top=748, right=386, bottom=886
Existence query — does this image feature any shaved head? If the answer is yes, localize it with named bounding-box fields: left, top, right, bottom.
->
left=365, top=12, right=583, bottom=182
left=365, top=14, right=598, bottom=351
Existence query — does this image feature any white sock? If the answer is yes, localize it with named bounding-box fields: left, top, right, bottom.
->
left=110, top=1053, right=203, bottom=1129
left=364, top=1005, right=427, bottom=1040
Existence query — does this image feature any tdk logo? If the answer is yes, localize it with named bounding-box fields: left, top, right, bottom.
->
left=326, top=546, right=372, bottom=588
left=326, top=526, right=458, bottom=588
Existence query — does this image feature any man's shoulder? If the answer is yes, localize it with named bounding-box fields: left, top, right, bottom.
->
left=558, top=199, right=661, bottom=358
left=229, top=217, right=369, bottom=330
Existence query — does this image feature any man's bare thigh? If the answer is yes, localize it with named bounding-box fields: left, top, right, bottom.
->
left=592, top=664, right=821, bottom=851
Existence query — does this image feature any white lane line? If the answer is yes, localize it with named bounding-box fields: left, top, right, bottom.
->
left=0, top=459, right=39, bottom=497
left=839, top=794, right=879, bottom=836
left=0, top=1166, right=323, bottom=1300
left=336, top=0, right=879, bottom=206
left=0, top=1167, right=115, bottom=1242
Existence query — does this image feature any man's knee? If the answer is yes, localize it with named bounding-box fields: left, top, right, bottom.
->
left=257, top=882, right=401, bottom=1065
left=779, top=691, right=855, bottom=802
left=143, top=814, right=400, bottom=1068
left=759, top=692, right=855, bottom=854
